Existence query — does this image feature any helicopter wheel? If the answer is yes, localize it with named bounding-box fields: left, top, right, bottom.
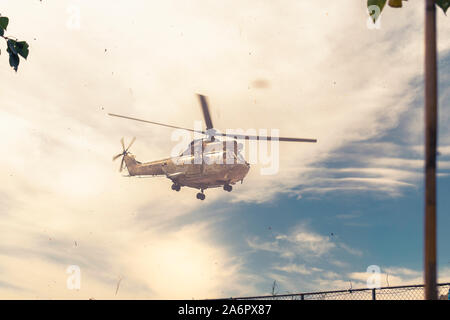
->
left=196, top=192, right=205, bottom=200
left=171, top=183, right=181, bottom=192
left=223, top=184, right=232, bottom=192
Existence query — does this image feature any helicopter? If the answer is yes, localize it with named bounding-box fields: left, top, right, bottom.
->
left=109, top=94, right=317, bottom=200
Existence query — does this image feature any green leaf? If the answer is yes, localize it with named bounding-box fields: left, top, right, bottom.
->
left=0, top=16, right=9, bottom=30
left=7, top=39, right=18, bottom=54
left=368, top=0, right=387, bottom=23
left=7, top=47, right=19, bottom=72
left=388, top=0, right=403, bottom=8
left=0, top=27, right=4, bottom=37
left=6, top=39, right=29, bottom=59
left=15, top=41, right=29, bottom=59
left=436, top=0, right=450, bottom=14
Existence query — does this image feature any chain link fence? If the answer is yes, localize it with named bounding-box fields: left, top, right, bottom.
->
left=230, top=283, right=450, bottom=300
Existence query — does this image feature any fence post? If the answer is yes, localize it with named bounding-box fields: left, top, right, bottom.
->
left=424, top=0, right=438, bottom=301
left=300, top=294, right=304, bottom=300
left=372, top=289, right=376, bottom=300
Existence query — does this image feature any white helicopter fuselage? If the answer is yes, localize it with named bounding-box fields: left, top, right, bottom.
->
left=123, top=140, right=250, bottom=191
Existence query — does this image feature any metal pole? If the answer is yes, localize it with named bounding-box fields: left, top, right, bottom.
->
left=424, top=0, right=438, bottom=300
left=372, top=289, right=376, bottom=300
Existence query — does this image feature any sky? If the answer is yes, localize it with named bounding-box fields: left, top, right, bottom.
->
left=0, top=0, right=450, bottom=299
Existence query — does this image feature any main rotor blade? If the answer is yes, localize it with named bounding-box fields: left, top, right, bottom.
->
left=109, top=113, right=316, bottom=142
left=197, top=94, right=214, bottom=130
left=215, top=132, right=317, bottom=143
left=108, top=113, right=205, bottom=135
left=126, top=137, right=136, bottom=152
left=120, top=137, right=125, bottom=150
left=113, top=153, right=123, bottom=161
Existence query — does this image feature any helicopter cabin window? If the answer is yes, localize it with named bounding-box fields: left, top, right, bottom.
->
left=202, top=141, right=224, bottom=164
left=222, top=141, right=239, bottom=164
left=180, top=140, right=202, bottom=156
left=203, top=141, right=223, bottom=154
left=179, top=140, right=243, bottom=164
left=226, top=150, right=239, bottom=164
left=234, top=142, right=246, bottom=164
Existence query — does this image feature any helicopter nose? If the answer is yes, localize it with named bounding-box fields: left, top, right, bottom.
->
left=241, top=162, right=250, bottom=173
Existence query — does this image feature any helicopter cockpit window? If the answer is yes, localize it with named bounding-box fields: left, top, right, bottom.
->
left=235, top=145, right=246, bottom=164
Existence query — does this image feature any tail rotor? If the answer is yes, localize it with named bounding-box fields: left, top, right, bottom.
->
left=113, top=137, right=136, bottom=172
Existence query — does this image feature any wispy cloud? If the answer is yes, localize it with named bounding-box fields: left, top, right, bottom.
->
left=273, top=264, right=322, bottom=275
left=336, top=213, right=361, bottom=220
left=247, top=224, right=342, bottom=260
left=1, top=0, right=450, bottom=299
left=247, top=223, right=361, bottom=265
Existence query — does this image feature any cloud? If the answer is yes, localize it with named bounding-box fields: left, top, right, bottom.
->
left=258, top=265, right=450, bottom=299
left=288, top=227, right=337, bottom=257
left=247, top=223, right=360, bottom=262
left=244, top=222, right=368, bottom=295
left=273, top=264, right=322, bottom=275
left=338, top=243, right=363, bottom=257
left=293, top=150, right=450, bottom=198
left=437, top=146, right=450, bottom=156
left=336, top=213, right=361, bottom=220
left=349, top=266, right=450, bottom=288
left=1, top=0, right=450, bottom=299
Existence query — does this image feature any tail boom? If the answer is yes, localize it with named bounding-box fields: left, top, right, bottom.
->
left=124, top=155, right=167, bottom=176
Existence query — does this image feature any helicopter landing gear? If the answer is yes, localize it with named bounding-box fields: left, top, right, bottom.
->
left=196, top=191, right=206, bottom=200
left=171, top=183, right=181, bottom=192
left=223, top=184, right=232, bottom=192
